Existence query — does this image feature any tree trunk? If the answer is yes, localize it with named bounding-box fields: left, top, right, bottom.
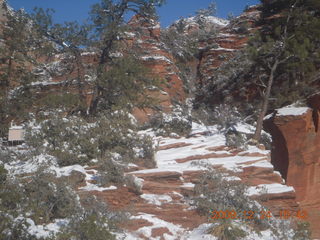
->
left=252, top=59, right=279, bottom=142
left=73, top=50, right=88, bottom=116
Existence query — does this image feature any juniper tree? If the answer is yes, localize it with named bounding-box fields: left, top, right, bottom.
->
left=251, top=0, right=320, bottom=142
left=0, top=6, right=37, bottom=137
left=31, top=8, right=91, bottom=115
left=88, top=0, right=165, bottom=113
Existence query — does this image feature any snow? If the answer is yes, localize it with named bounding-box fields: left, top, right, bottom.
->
left=141, top=55, right=173, bottom=64
left=210, top=47, right=236, bottom=52
left=276, top=105, right=309, bottom=116
left=179, top=16, right=229, bottom=28
left=247, top=183, right=294, bottom=196
left=79, top=183, right=117, bottom=192
left=128, top=213, right=184, bottom=239
left=54, top=164, right=86, bottom=177
left=30, top=80, right=61, bottom=86
left=264, top=113, right=274, bottom=120
left=141, top=194, right=173, bottom=206
left=9, top=125, right=24, bottom=130
left=25, top=218, right=68, bottom=238
left=80, top=51, right=96, bottom=56
left=124, top=31, right=136, bottom=37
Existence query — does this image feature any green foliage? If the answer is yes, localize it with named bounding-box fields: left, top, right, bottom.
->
left=192, top=167, right=270, bottom=231
left=195, top=1, right=216, bottom=17
left=57, top=212, right=116, bottom=240
left=248, top=0, right=320, bottom=108
left=0, top=8, right=38, bottom=137
left=0, top=179, right=25, bottom=215
left=97, top=157, right=125, bottom=186
left=149, top=105, right=192, bottom=137
left=0, top=216, right=37, bottom=240
left=0, top=165, right=7, bottom=185
left=88, top=0, right=165, bottom=113
left=96, top=56, right=159, bottom=111
left=208, top=220, right=247, bottom=240
left=293, top=221, right=312, bottom=240
left=40, top=93, right=81, bottom=111
left=23, top=168, right=80, bottom=225
left=26, top=111, right=155, bottom=171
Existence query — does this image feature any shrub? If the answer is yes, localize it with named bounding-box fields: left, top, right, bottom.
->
left=40, top=93, right=80, bottom=111
left=210, top=104, right=242, bottom=133
left=0, top=216, right=38, bottom=240
left=57, top=212, right=116, bottom=240
left=57, top=195, right=121, bottom=240
left=24, top=168, right=80, bottom=224
left=293, top=221, right=312, bottom=240
left=192, top=167, right=271, bottom=235
left=149, top=105, right=192, bottom=137
left=208, top=220, right=247, bottom=240
left=0, top=164, right=7, bottom=185
left=26, top=111, right=155, bottom=168
left=97, top=157, right=125, bottom=187
left=225, top=130, right=247, bottom=149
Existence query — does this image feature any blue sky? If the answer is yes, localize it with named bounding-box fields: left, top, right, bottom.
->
left=8, top=0, right=260, bottom=27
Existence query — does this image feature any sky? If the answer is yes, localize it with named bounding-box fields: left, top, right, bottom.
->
left=7, top=0, right=260, bottom=27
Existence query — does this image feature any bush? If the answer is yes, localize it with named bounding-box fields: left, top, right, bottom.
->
left=57, top=196, right=121, bottom=240
left=24, top=168, right=80, bottom=224
left=225, top=130, right=247, bottom=149
left=97, top=157, right=125, bottom=187
left=149, top=105, right=192, bottom=137
left=57, top=212, right=116, bottom=240
left=208, top=220, right=247, bottom=240
left=192, top=167, right=270, bottom=234
left=26, top=111, right=156, bottom=168
left=293, top=221, right=312, bottom=240
left=40, top=93, right=80, bottom=111
left=0, top=216, right=38, bottom=240
left=0, top=164, right=7, bottom=185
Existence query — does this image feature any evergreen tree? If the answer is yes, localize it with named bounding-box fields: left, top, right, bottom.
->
left=31, top=8, right=91, bottom=115
left=88, top=0, right=165, bottom=113
left=0, top=6, right=38, bottom=137
left=251, top=0, right=320, bottom=142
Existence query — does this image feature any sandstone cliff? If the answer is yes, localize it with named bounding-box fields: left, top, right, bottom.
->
left=264, top=103, right=320, bottom=239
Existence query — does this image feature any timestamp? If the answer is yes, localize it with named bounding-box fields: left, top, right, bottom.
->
left=209, top=209, right=308, bottom=220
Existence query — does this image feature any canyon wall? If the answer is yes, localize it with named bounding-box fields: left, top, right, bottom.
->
left=264, top=104, right=320, bottom=238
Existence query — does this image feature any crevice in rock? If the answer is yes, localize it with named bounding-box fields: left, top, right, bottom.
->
left=312, top=109, right=319, bottom=133
left=264, top=120, right=289, bottom=181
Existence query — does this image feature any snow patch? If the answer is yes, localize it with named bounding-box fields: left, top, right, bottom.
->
left=276, top=105, right=309, bottom=116
left=247, top=183, right=294, bottom=196
left=141, top=194, right=173, bottom=206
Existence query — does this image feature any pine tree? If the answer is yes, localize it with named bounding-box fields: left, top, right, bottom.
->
left=88, top=0, right=165, bottom=113
left=0, top=6, right=38, bottom=137
left=31, top=8, right=90, bottom=115
left=251, top=0, right=320, bottom=142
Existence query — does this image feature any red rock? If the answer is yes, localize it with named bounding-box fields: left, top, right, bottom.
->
left=158, top=142, right=193, bottom=150
left=152, top=227, right=171, bottom=238
left=264, top=106, right=320, bottom=238
left=175, top=152, right=233, bottom=163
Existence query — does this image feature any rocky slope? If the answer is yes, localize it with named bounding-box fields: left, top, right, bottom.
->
left=76, top=123, right=300, bottom=239
left=2, top=2, right=319, bottom=238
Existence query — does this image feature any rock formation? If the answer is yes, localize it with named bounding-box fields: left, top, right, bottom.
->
left=264, top=104, right=320, bottom=238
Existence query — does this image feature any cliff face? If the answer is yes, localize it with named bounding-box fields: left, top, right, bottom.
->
left=126, top=15, right=186, bottom=122
left=264, top=104, right=320, bottom=238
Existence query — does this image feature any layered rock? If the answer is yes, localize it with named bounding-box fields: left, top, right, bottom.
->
left=127, top=15, right=186, bottom=122
left=264, top=104, right=320, bottom=239
left=197, top=6, right=261, bottom=86
left=81, top=124, right=300, bottom=239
